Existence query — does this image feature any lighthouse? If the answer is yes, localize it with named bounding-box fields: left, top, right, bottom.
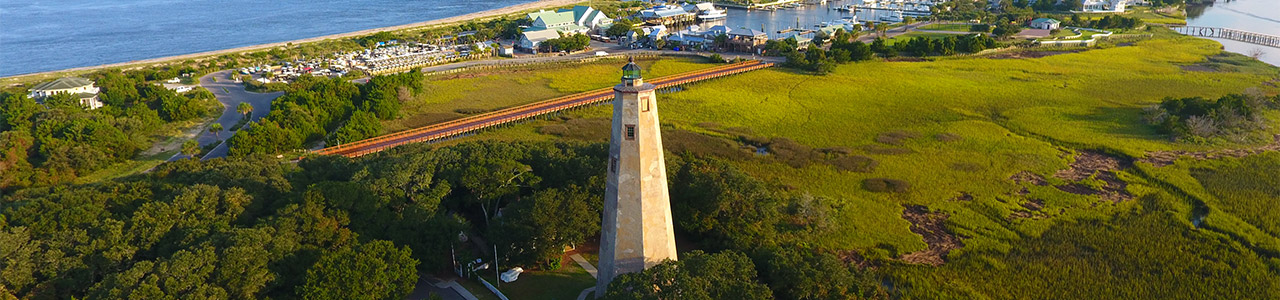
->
left=595, top=58, right=678, bottom=297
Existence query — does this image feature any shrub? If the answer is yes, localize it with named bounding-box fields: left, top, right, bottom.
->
left=863, top=178, right=910, bottom=193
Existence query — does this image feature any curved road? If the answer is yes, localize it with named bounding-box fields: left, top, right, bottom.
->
left=192, top=70, right=284, bottom=160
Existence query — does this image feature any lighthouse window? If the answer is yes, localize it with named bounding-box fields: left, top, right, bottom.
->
left=625, top=125, right=636, bottom=140
left=641, top=96, right=651, bottom=112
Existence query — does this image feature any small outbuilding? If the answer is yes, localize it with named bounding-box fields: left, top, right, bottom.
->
left=1030, top=18, right=1061, bottom=30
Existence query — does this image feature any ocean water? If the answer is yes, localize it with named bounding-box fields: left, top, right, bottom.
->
left=0, top=0, right=534, bottom=77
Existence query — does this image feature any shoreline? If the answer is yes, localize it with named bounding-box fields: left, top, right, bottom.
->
left=2, top=0, right=582, bottom=81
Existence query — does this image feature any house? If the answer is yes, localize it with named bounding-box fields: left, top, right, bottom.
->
left=1081, top=0, right=1127, bottom=12
left=526, top=6, right=612, bottom=34
left=1030, top=18, right=1061, bottom=30
left=28, top=77, right=103, bottom=109
left=646, top=24, right=669, bottom=41
left=780, top=33, right=813, bottom=50
left=519, top=29, right=564, bottom=52
left=520, top=6, right=614, bottom=52
left=570, top=6, right=614, bottom=33
left=727, top=28, right=769, bottom=52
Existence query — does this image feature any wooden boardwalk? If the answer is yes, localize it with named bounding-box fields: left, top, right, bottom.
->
left=1170, top=26, right=1280, bottom=48
left=314, top=60, right=773, bottom=157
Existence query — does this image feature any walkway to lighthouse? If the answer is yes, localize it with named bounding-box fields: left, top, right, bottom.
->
left=313, top=60, right=773, bottom=157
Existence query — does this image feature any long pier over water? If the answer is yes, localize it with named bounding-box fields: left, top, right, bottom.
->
left=1170, top=26, right=1280, bottom=48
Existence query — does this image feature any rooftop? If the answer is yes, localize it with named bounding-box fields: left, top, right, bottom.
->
left=31, top=77, right=94, bottom=91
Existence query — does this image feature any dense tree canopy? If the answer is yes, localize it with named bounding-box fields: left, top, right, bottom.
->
left=0, top=72, right=216, bottom=191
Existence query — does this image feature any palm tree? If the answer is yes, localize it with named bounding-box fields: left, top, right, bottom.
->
left=209, top=123, right=224, bottom=139
left=237, top=102, right=253, bottom=118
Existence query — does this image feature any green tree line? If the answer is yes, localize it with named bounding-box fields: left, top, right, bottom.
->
left=0, top=72, right=219, bottom=192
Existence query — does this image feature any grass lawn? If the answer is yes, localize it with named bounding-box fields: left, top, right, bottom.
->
left=497, top=257, right=596, bottom=300
left=918, top=23, right=978, bottom=32
left=1078, top=6, right=1187, bottom=25
left=884, top=32, right=965, bottom=45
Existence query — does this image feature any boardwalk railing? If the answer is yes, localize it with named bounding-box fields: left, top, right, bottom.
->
left=314, top=60, right=773, bottom=157
left=1170, top=26, right=1280, bottom=48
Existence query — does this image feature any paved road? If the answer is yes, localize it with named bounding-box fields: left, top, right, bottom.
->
left=190, top=70, right=284, bottom=160
left=407, top=276, right=477, bottom=300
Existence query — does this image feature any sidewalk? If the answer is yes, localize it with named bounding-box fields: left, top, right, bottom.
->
left=407, top=275, right=480, bottom=300
left=569, top=253, right=598, bottom=300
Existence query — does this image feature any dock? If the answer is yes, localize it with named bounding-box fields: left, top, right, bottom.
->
left=716, top=0, right=803, bottom=10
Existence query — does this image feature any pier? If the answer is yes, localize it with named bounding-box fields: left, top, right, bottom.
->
left=716, top=0, right=803, bottom=10
left=314, top=60, right=774, bottom=157
left=1170, top=26, right=1280, bottom=49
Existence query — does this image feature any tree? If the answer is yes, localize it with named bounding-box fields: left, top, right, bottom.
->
left=874, top=23, right=890, bottom=37
left=604, top=250, right=773, bottom=300
left=0, top=93, right=41, bottom=131
left=490, top=187, right=600, bottom=269
left=759, top=249, right=887, bottom=300
left=326, top=110, right=382, bottom=146
left=870, top=37, right=890, bottom=55
left=607, top=20, right=634, bottom=37
left=848, top=41, right=874, bottom=61
left=210, top=123, right=224, bottom=140
left=298, top=240, right=419, bottom=300
left=237, top=102, right=254, bottom=118
left=992, top=23, right=1023, bottom=39
left=182, top=140, right=200, bottom=159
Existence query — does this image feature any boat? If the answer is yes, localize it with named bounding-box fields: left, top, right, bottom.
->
left=697, top=7, right=727, bottom=21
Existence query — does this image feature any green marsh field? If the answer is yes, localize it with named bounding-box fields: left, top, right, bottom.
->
left=409, top=34, right=1280, bottom=298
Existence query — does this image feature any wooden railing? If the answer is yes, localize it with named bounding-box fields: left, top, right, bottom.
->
left=314, top=60, right=772, bottom=157
left=1170, top=26, right=1280, bottom=48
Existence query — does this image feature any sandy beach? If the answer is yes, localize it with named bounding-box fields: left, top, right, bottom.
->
left=2, top=0, right=582, bottom=81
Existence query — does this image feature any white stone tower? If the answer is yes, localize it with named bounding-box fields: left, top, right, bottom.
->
left=596, top=58, right=678, bottom=296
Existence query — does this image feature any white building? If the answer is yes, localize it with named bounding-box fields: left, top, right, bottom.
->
left=1081, top=0, right=1127, bottom=12
left=520, top=6, right=614, bottom=52
left=519, top=29, right=564, bottom=51
left=28, top=77, right=103, bottom=110
left=1030, top=18, right=1062, bottom=30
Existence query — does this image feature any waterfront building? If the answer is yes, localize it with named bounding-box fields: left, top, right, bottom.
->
left=28, top=77, right=103, bottom=110
left=521, top=6, right=614, bottom=52
left=727, top=28, right=770, bottom=52
left=1081, top=0, right=1128, bottom=12
left=596, top=58, right=678, bottom=298
left=637, top=5, right=696, bottom=26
